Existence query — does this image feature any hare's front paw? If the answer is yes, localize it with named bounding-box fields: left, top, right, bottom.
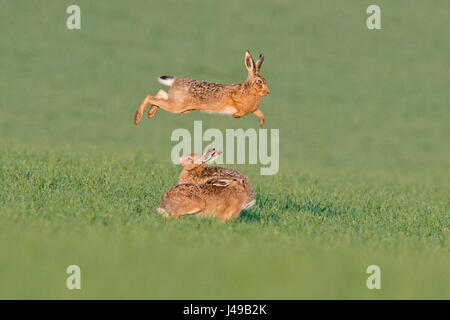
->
left=253, top=109, right=265, bottom=127
left=259, top=117, right=265, bottom=127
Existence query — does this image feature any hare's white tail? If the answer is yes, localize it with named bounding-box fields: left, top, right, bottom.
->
left=158, top=76, right=176, bottom=87
left=157, top=207, right=170, bottom=218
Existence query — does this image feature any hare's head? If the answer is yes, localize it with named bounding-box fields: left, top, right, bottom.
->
left=245, top=50, right=270, bottom=96
left=180, top=153, right=203, bottom=170
left=180, top=148, right=222, bottom=170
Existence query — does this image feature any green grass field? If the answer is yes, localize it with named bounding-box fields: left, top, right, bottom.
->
left=0, top=0, right=449, bottom=299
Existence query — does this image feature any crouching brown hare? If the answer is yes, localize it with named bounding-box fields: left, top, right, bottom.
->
left=178, top=148, right=255, bottom=210
left=157, top=177, right=249, bottom=221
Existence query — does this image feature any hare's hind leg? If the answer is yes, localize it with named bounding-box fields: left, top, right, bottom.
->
left=172, top=199, right=205, bottom=219
left=135, top=95, right=152, bottom=125
left=148, top=90, right=168, bottom=119
left=135, top=90, right=171, bottom=124
left=147, top=97, right=190, bottom=114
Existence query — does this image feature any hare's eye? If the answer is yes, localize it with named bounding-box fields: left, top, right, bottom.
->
left=256, top=79, right=262, bottom=84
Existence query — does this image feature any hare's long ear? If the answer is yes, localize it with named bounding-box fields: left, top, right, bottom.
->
left=245, top=50, right=256, bottom=78
left=202, top=148, right=222, bottom=163
left=255, top=54, right=264, bottom=73
left=208, top=178, right=233, bottom=187
left=202, top=149, right=213, bottom=163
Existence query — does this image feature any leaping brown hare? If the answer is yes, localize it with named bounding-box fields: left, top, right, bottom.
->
left=134, top=51, right=270, bottom=127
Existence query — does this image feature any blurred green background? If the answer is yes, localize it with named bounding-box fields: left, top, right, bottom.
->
left=0, top=0, right=449, bottom=298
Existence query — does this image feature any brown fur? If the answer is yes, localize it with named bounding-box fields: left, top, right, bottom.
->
left=178, top=149, right=255, bottom=210
left=134, top=51, right=270, bottom=127
left=158, top=178, right=248, bottom=221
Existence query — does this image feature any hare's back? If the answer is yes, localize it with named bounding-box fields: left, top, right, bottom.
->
left=166, top=183, right=202, bottom=197
left=205, top=166, right=255, bottom=200
left=161, top=184, right=201, bottom=205
left=171, top=78, right=227, bottom=103
left=204, top=166, right=250, bottom=183
left=160, top=184, right=206, bottom=214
